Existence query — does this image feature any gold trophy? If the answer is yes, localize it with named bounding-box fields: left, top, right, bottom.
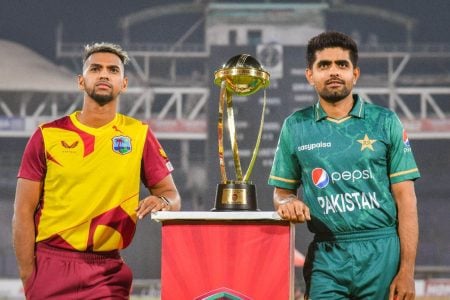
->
left=212, top=54, right=270, bottom=211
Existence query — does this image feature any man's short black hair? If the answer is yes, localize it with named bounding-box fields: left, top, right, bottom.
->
left=306, top=31, right=358, bottom=69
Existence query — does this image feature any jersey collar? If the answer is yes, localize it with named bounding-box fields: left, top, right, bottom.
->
left=314, top=94, right=365, bottom=122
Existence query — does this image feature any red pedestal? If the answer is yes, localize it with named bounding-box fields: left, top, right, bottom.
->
left=153, top=211, right=295, bottom=299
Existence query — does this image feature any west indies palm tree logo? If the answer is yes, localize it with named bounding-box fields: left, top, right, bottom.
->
left=112, top=136, right=132, bottom=154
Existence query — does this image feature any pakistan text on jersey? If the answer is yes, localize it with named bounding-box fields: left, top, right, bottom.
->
left=317, top=191, right=380, bottom=215
left=298, top=141, right=332, bottom=151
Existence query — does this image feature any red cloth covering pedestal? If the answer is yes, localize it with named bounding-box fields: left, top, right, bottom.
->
left=153, top=211, right=295, bottom=299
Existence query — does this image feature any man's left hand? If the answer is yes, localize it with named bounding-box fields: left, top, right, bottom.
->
left=389, top=270, right=415, bottom=300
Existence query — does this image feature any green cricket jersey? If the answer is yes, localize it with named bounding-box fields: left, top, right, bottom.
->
left=268, top=95, right=420, bottom=234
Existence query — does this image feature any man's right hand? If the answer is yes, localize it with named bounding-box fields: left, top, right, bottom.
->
left=20, top=265, right=35, bottom=287
left=277, top=198, right=311, bottom=223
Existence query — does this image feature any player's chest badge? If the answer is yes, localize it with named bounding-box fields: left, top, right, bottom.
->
left=357, top=134, right=377, bottom=151
left=112, top=136, right=132, bottom=155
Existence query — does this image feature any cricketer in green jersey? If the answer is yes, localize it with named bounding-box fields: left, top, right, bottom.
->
left=268, top=32, right=420, bottom=300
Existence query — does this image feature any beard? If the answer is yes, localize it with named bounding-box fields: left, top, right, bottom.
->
left=86, top=88, right=115, bottom=106
left=91, top=93, right=114, bottom=106
left=318, top=86, right=352, bottom=103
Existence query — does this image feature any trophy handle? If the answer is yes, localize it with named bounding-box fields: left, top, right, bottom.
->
left=243, top=89, right=267, bottom=182
left=226, top=90, right=244, bottom=181
left=218, top=81, right=228, bottom=183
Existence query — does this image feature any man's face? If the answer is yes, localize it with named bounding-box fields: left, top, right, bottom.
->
left=305, top=47, right=359, bottom=103
left=78, top=52, right=128, bottom=106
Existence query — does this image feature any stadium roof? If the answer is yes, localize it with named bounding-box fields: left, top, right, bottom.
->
left=0, top=39, right=77, bottom=92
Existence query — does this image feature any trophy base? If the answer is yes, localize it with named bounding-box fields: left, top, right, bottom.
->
left=212, top=182, right=258, bottom=211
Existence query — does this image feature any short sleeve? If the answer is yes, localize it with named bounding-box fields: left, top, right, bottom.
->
left=17, top=128, right=46, bottom=181
left=140, top=128, right=173, bottom=187
left=268, top=118, right=301, bottom=190
left=387, top=113, right=420, bottom=184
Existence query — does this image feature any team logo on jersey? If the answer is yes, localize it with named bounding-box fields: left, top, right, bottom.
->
left=112, top=136, right=131, bottom=155
left=357, top=134, right=377, bottom=151
left=312, top=168, right=329, bottom=189
left=403, top=129, right=410, bottom=147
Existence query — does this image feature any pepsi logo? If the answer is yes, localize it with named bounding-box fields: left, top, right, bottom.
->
left=312, top=168, right=329, bottom=189
left=402, top=129, right=410, bottom=147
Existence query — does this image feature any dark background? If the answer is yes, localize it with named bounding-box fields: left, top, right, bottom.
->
left=1, top=0, right=449, bottom=60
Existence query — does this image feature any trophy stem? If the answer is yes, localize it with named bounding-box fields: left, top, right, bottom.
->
left=218, top=81, right=228, bottom=182
left=243, top=89, right=267, bottom=182
left=226, top=91, right=243, bottom=181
